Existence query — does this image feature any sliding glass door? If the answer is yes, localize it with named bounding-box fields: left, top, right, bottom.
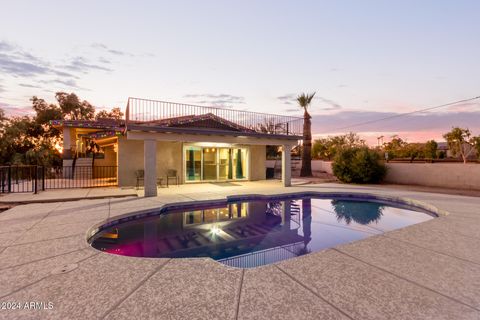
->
left=184, top=146, right=247, bottom=182
left=202, top=148, right=217, bottom=180
left=185, top=147, right=201, bottom=181
left=218, top=148, right=232, bottom=180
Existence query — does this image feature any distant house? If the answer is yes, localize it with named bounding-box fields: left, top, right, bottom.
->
left=436, top=141, right=477, bottom=159
left=53, top=98, right=303, bottom=196
left=436, top=142, right=449, bottom=157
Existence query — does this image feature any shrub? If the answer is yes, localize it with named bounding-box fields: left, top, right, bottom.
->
left=424, top=140, right=438, bottom=159
left=332, top=147, right=387, bottom=183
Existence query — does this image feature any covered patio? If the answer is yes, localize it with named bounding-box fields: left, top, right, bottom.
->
left=123, top=98, right=303, bottom=196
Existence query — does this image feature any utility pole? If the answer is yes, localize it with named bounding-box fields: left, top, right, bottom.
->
left=377, top=135, right=384, bottom=147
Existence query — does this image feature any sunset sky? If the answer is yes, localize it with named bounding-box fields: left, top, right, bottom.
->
left=1, top=0, right=479, bottom=144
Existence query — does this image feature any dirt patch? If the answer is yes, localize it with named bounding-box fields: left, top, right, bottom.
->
left=292, top=170, right=338, bottom=184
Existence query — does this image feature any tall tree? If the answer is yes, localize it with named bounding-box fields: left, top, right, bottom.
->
left=0, top=115, right=55, bottom=165
left=55, top=92, right=95, bottom=120
left=0, top=93, right=98, bottom=165
left=95, top=107, right=124, bottom=120
left=30, top=96, right=63, bottom=140
left=31, top=96, right=62, bottom=124
left=383, top=136, right=407, bottom=159
left=0, top=107, right=6, bottom=133
left=443, top=127, right=477, bottom=163
left=424, top=140, right=438, bottom=159
left=0, top=107, right=5, bottom=123
left=472, top=136, right=480, bottom=160
left=297, top=92, right=316, bottom=177
left=312, top=132, right=365, bottom=160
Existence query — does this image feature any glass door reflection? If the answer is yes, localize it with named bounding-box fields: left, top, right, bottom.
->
left=233, top=148, right=247, bottom=179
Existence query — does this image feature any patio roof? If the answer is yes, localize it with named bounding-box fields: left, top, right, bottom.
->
left=127, top=123, right=301, bottom=140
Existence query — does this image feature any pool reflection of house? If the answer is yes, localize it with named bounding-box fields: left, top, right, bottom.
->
left=54, top=98, right=302, bottom=196
left=94, top=200, right=310, bottom=267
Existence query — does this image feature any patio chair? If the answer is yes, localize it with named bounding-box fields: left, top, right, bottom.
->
left=166, top=169, right=179, bottom=187
left=135, top=169, right=164, bottom=189
left=135, top=170, right=144, bottom=189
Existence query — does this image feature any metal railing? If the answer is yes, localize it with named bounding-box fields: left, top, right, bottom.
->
left=218, top=242, right=305, bottom=268
left=0, top=165, right=118, bottom=193
left=126, top=97, right=303, bottom=136
left=44, top=166, right=117, bottom=189
left=0, top=165, right=42, bottom=193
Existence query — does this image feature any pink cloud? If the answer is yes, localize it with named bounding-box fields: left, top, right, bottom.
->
left=0, top=101, right=34, bottom=116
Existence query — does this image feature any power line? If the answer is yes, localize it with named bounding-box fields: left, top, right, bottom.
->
left=317, top=95, right=480, bottom=134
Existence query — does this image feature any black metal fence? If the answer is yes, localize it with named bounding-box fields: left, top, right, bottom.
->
left=0, top=165, right=117, bottom=193
left=0, top=165, right=41, bottom=193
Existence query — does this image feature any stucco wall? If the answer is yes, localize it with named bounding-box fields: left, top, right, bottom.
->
left=62, top=128, right=76, bottom=159
left=312, top=160, right=480, bottom=190
left=92, top=146, right=117, bottom=178
left=117, top=138, right=143, bottom=186
left=384, top=163, right=480, bottom=190
left=117, top=138, right=183, bottom=187
left=249, top=145, right=266, bottom=180
left=266, top=160, right=334, bottom=174
left=94, top=146, right=117, bottom=167
left=156, top=141, right=183, bottom=183
left=312, top=160, right=334, bottom=174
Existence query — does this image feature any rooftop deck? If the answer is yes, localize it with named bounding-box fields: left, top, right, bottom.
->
left=125, top=97, right=303, bottom=138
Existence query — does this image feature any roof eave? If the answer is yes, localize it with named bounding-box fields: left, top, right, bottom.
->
left=126, top=124, right=301, bottom=140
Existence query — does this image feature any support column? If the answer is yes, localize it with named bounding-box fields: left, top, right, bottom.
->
left=63, top=127, right=72, bottom=159
left=62, top=128, right=73, bottom=178
left=282, top=144, right=291, bottom=187
left=144, top=139, right=157, bottom=197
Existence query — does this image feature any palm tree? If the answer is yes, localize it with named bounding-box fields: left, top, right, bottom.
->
left=297, top=92, right=316, bottom=177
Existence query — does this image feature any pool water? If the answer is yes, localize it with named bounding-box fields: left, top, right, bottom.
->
left=90, top=197, right=435, bottom=268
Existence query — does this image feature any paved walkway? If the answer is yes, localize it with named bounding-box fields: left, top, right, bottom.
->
left=0, top=183, right=479, bottom=319
left=0, top=179, right=312, bottom=204
left=0, top=187, right=137, bottom=204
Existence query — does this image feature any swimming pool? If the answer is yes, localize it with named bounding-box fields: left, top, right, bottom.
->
left=89, top=195, right=436, bottom=268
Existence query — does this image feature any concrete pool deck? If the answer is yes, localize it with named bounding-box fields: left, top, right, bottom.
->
left=0, top=179, right=312, bottom=205
left=0, top=182, right=479, bottom=319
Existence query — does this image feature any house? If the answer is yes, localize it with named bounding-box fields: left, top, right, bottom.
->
left=53, top=98, right=303, bottom=196
left=437, top=141, right=477, bottom=159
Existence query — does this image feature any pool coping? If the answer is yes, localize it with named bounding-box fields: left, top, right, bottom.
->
left=85, top=190, right=446, bottom=245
